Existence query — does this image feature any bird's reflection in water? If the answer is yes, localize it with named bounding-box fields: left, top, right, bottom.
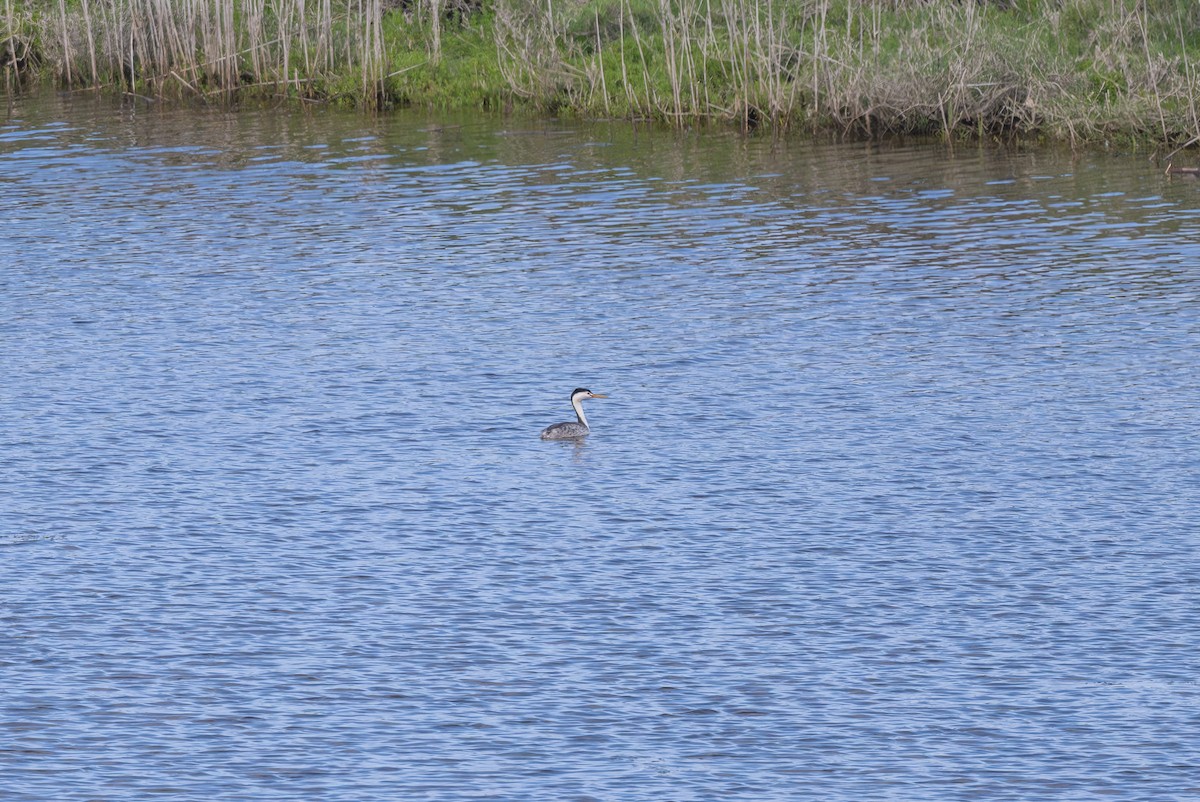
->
left=544, top=433, right=590, bottom=462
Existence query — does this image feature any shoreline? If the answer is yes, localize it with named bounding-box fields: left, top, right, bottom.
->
left=6, top=0, right=1200, bottom=150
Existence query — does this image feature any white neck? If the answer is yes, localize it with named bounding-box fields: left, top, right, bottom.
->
left=571, top=396, right=590, bottom=429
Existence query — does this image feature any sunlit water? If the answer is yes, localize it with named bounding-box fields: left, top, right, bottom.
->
left=3, top=93, right=1199, bottom=801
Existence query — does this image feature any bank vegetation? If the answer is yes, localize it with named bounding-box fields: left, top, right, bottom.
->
left=5, top=0, right=1200, bottom=146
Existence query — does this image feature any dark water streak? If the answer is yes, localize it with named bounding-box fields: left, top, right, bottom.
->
left=2, top=95, right=1199, bottom=801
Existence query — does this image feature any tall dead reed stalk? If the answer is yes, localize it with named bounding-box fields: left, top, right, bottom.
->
left=21, top=0, right=397, bottom=109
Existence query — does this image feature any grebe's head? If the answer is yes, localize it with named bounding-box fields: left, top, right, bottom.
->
left=571, top=388, right=608, bottom=402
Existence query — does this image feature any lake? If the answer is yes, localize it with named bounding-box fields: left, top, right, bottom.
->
left=3, top=92, right=1199, bottom=801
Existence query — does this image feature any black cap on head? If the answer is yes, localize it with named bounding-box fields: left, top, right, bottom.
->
left=572, top=388, right=591, bottom=396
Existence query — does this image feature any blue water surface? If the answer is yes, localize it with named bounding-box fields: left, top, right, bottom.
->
left=2, top=95, right=1199, bottom=801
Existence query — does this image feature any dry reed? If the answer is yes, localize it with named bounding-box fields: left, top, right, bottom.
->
left=8, top=0, right=1200, bottom=145
left=15, top=0, right=396, bottom=107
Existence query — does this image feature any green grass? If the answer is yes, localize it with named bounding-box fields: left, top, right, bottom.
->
left=7, top=0, right=1200, bottom=147
left=379, top=11, right=505, bottom=110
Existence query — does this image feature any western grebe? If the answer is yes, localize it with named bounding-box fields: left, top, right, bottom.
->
left=540, top=388, right=608, bottom=440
